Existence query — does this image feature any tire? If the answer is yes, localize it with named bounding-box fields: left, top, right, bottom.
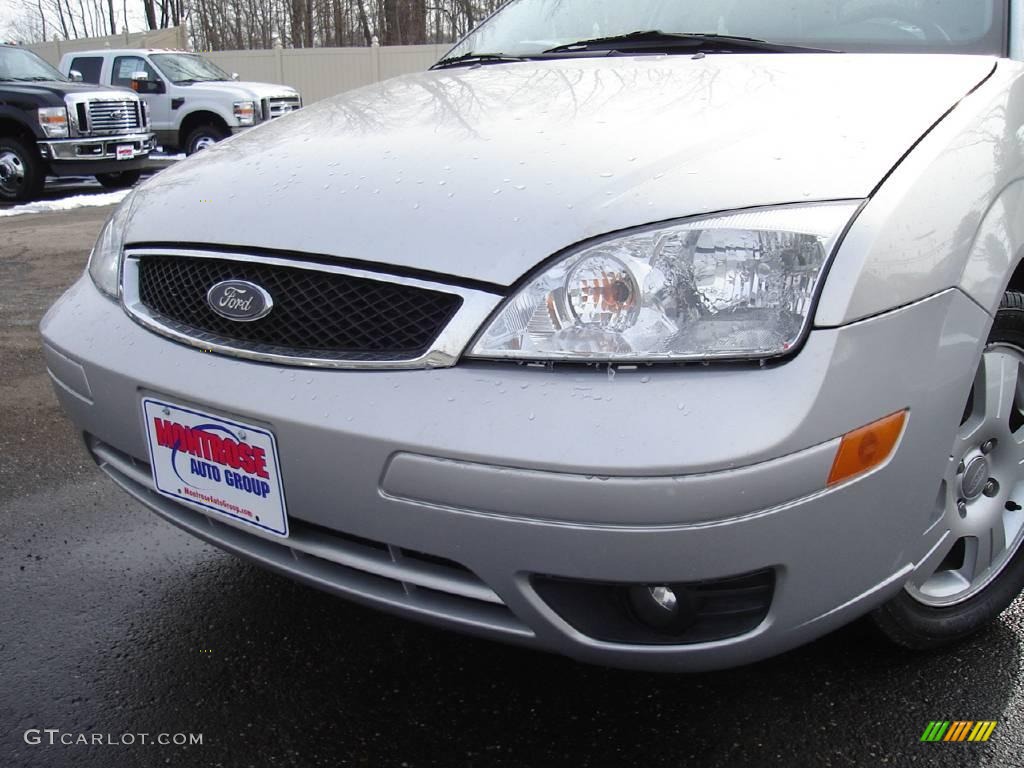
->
left=94, top=170, right=142, bottom=189
left=873, top=291, right=1024, bottom=649
left=0, top=136, right=44, bottom=203
left=184, top=124, right=226, bottom=155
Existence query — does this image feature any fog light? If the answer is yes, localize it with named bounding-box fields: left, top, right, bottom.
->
left=628, top=585, right=683, bottom=630
left=532, top=569, right=775, bottom=645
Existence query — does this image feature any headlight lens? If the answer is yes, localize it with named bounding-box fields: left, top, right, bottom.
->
left=233, top=100, right=256, bottom=125
left=88, top=192, right=136, bottom=298
left=37, top=106, right=69, bottom=138
left=469, top=202, right=861, bottom=362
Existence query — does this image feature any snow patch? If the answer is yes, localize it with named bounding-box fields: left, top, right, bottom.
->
left=0, top=190, right=131, bottom=218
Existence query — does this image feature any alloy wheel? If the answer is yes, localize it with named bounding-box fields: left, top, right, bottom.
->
left=906, top=344, right=1024, bottom=607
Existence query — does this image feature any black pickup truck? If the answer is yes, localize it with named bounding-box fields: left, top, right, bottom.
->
left=0, top=44, right=155, bottom=203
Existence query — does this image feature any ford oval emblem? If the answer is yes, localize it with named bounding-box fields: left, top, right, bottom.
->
left=206, top=280, right=274, bottom=322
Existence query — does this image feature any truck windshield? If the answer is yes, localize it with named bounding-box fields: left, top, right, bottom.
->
left=443, top=0, right=1007, bottom=62
left=0, top=47, right=66, bottom=82
left=151, top=53, right=232, bottom=83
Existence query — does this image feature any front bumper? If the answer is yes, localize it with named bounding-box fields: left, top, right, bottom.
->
left=40, top=278, right=991, bottom=670
left=39, top=133, right=156, bottom=175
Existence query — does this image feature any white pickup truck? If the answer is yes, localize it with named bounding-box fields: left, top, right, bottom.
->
left=59, top=49, right=301, bottom=154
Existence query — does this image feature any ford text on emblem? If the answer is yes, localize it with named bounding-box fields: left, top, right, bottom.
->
left=206, top=280, right=274, bottom=322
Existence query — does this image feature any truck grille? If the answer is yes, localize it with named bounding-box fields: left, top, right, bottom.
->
left=86, top=99, right=142, bottom=134
left=136, top=256, right=463, bottom=362
left=264, top=96, right=301, bottom=120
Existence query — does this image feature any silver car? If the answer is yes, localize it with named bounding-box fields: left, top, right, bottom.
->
left=41, top=0, right=1024, bottom=671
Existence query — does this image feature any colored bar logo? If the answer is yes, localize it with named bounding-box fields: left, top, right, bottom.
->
left=921, top=721, right=997, bottom=742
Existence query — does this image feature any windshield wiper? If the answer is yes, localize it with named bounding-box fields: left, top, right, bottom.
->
left=7, top=76, right=57, bottom=82
left=432, top=52, right=529, bottom=70
left=544, top=30, right=838, bottom=55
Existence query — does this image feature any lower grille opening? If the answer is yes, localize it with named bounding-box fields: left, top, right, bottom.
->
left=291, top=518, right=476, bottom=577
left=86, top=435, right=530, bottom=639
left=299, top=518, right=391, bottom=553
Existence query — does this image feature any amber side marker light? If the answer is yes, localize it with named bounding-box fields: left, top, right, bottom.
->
left=828, top=410, right=908, bottom=487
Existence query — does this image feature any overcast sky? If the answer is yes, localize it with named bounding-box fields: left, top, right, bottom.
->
left=0, top=2, right=149, bottom=43
left=0, top=3, right=21, bottom=41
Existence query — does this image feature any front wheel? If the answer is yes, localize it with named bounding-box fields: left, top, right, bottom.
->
left=94, top=170, right=142, bottom=189
left=873, top=291, right=1024, bottom=649
left=0, top=137, right=44, bottom=203
left=185, top=124, right=226, bottom=155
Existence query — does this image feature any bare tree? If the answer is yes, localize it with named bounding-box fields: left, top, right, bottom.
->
left=7, top=0, right=505, bottom=48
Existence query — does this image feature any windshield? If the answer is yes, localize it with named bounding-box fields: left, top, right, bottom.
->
left=0, top=47, right=66, bottom=82
left=150, top=53, right=232, bottom=83
left=446, top=0, right=1007, bottom=59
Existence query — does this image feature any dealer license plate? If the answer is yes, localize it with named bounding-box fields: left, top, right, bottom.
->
left=116, top=144, right=134, bottom=160
left=142, top=398, right=289, bottom=537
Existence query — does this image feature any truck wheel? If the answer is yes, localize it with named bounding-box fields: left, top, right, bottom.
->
left=0, top=137, right=44, bottom=203
left=94, top=170, right=142, bottom=189
left=185, top=124, right=226, bottom=155
left=873, top=291, right=1024, bottom=649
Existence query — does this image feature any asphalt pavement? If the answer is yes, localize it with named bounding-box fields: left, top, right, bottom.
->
left=2, top=202, right=1024, bottom=768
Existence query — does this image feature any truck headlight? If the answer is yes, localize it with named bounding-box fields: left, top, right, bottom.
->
left=88, top=192, right=136, bottom=298
left=37, top=107, right=69, bottom=138
left=469, top=201, right=862, bottom=363
left=233, top=100, right=256, bottom=126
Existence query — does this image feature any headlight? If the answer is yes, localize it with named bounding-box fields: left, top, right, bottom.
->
left=469, top=202, right=861, bottom=362
left=233, top=100, right=256, bottom=126
left=37, top=107, right=69, bottom=138
left=88, top=192, right=136, bottom=298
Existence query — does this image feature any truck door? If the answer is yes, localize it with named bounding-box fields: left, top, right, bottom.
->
left=111, top=55, right=172, bottom=144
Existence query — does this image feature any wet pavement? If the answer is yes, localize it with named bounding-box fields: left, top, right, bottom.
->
left=2, top=205, right=1024, bottom=768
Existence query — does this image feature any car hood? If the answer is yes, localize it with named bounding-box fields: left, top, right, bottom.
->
left=2, top=80, right=135, bottom=101
left=127, top=54, right=996, bottom=287
left=180, top=80, right=298, bottom=100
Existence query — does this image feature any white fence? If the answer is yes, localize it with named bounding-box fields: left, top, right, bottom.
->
left=27, top=29, right=450, bottom=104
left=204, top=45, right=450, bottom=103
left=28, top=27, right=188, bottom=67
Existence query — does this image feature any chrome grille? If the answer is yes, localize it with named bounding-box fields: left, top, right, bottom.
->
left=121, top=248, right=503, bottom=370
left=135, top=255, right=463, bottom=362
left=86, top=99, right=141, bottom=134
left=266, top=96, right=301, bottom=119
